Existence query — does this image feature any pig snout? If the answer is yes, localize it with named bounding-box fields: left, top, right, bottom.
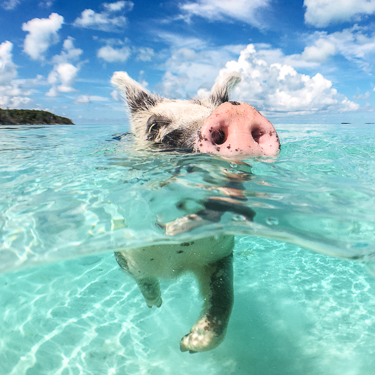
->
left=196, top=102, right=280, bottom=157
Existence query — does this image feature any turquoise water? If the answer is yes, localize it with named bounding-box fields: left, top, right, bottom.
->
left=1, top=123, right=375, bottom=374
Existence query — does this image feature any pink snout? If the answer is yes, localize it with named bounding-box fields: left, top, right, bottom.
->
left=196, top=102, right=280, bottom=157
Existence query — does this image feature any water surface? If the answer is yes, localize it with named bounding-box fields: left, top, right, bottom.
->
left=1, top=122, right=375, bottom=374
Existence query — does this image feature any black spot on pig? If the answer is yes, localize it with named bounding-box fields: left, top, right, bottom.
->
left=162, top=129, right=188, bottom=148
left=129, top=91, right=159, bottom=113
left=229, top=101, right=240, bottom=106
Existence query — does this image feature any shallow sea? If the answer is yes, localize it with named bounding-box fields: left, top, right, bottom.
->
left=1, top=123, right=375, bottom=375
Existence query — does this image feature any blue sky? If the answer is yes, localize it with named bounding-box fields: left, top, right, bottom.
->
left=1, top=0, right=375, bottom=124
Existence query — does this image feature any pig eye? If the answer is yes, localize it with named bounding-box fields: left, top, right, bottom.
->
left=146, top=115, right=171, bottom=141
left=211, top=129, right=226, bottom=145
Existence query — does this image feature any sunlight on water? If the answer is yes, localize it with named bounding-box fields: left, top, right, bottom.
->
left=1, top=239, right=375, bottom=375
left=1, top=123, right=375, bottom=374
left=1, top=123, right=375, bottom=272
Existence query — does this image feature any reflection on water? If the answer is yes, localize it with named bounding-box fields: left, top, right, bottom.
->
left=1, top=123, right=375, bottom=274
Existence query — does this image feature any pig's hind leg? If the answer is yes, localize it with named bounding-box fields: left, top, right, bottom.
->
left=180, top=253, right=234, bottom=353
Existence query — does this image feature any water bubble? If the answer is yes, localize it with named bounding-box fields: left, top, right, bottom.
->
left=266, top=217, right=279, bottom=225
left=233, top=215, right=246, bottom=221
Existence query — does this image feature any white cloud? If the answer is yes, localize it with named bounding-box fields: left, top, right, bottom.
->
left=103, top=0, right=132, bottom=12
left=0, top=75, right=46, bottom=109
left=110, top=90, right=120, bottom=101
left=46, top=63, right=79, bottom=96
left=301, top=27, right=375, bottom=71
left=304, top=0, right=375, bottom=27
left=328, top=27, right=375, bottom=66
left=0, top=41, right=17, bottom=85
left=156, top=39, right=245, bottom=98
left=75, top=95, right=110, bottom=104
left=218, top=44, right=359, bottom=114
left=1, top=0, right=20, bottom=10
left=46, top=38, right=83, bottom=97
left=246, top=45, right=318, bottom=69
left=157, top=31, right=208, bottom=50
left=97, top=45, right=131, bottom=62
left=73, top=1, right=133, bottom=32
left=39, top=0, right=54, bottom=8
left=179, top=0, right=271, bottom=28
left=0, top=94, right=32, bottom=108
left=353, top=91, right=371, bottom=100
left=136, top=47, right=155, bottom=61
left=22, top=13, right=64, bottom=60
left=301, top=39, right=336, bottom=63
left=0, top=41, right=46, bottom=108
left=52, top=37, right=83, bottom=64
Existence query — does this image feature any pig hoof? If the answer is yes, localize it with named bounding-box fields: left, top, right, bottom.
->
left=180, top=330, right=223, bottom=353
left=146, top=297, right=162, bottom=308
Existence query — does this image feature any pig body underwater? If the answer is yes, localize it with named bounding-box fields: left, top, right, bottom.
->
left=111, top=71, right=280, bottom=353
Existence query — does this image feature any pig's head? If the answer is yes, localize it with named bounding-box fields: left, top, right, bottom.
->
left=111, top=71, right=280, bottom=157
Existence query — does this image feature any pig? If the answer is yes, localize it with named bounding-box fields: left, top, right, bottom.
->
left=111, top=71, right=280, bottom=353
left=111, top=71, right=280, bottom=157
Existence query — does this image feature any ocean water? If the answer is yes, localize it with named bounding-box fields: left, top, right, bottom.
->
left=1, top=122, right=375, bottom=374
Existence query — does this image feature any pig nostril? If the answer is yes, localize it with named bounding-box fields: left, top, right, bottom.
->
left=252, top=128, right=265, bottom=144
left=211, top=129, right=226, bottom=145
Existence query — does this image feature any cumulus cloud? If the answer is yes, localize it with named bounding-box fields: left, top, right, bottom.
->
left=300, top=27, right=375, bottom=71
left=46, top=63, right=79, bottom=97
left=0, top=41, right=17, bottom=85
left=46, top=38, right=83, bottom=97
left=301, top=39, right=336, bottom=63
left=52, top=37, right=83, bottom=64
left=97, top=45, right=131, bottom=62
left=156, top=39, right=245, bottom=98
left=217, top=44, right=359, bottom=114
left=179, top=0, right=271, bottom=28
left=0, top=41, right=46, bottom=108
left=304, top=0, right=375, bottom=27
left=0, top=93, right=32, bottom=108
left=73, top=1, right=133, bottom=32
left=22, top=13, right=64, bottom=60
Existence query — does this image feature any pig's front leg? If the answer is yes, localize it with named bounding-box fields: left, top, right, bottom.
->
left=115, top=252, right=162, bottom=308
left=180, top=253, right=234, bottom=353
left=135, top=277, right=162, bottom=308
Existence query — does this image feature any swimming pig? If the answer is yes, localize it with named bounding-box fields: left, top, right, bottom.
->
left=111, top=71, right=280, bottom=353
left=111, top=71, right=280, bottom=157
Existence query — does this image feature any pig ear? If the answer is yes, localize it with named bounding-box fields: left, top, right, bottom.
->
left=208, top=72, right=242, bottom=106
left=111, top=71, right=159, bottom=113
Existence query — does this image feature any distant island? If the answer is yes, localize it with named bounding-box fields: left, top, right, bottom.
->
left=0, top=109, right=74, bottom=125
